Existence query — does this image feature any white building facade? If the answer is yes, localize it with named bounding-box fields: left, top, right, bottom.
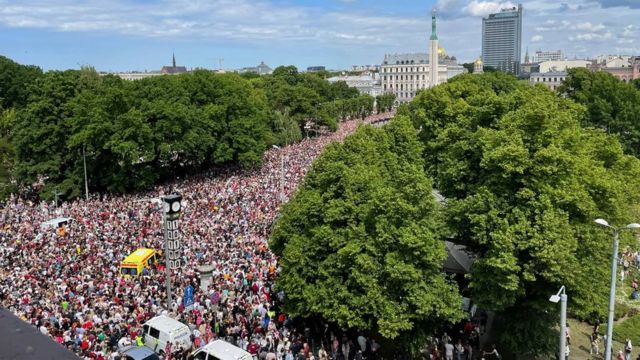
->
left=327, top=74, right=383, bottom=97
left=532, top=50, right=564, bottom=63
left=380, top=10, right=465, bottom=104
left=529, top=71, right=567, bottom=90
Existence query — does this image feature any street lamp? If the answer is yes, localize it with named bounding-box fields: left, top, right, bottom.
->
left=83, top=145, right=89, bottom=200
left=272, top=145, right=285, bottom=203
left=162, top=194, right=183, bottom=310
left=594, top=218, right=640, bottom=360
left=549, top=286, right=567, bottom=360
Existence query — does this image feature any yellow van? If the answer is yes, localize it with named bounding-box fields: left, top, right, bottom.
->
left=120, top=248, right=160, bottom=277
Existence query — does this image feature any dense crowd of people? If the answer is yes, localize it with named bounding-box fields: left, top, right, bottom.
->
left=0, top=113, right=394, bottom=360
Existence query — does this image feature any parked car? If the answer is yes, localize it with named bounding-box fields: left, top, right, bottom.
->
left=121, top=346, right=161, bottom=360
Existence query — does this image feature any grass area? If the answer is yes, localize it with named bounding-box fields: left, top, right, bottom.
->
left=613, top=315, right=640, bottom=349
left=569, top=264, right=640, bottom=359
left=567, top=318, right=625, bottom=359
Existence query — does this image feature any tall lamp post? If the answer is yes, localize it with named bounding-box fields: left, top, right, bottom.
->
left=549, top=286, right=567, bottom=360
left=83, top=145, right=89, bottom=200
left=594, top=218, right=640, bottom=360
left=162, top=194, right=183, bottom=310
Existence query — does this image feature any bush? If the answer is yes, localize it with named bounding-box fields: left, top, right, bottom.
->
left=615, top=302, right=632, bottom=321
left=613, top=315, right=640, bottom=346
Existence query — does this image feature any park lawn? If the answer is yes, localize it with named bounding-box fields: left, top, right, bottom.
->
left=567, top=318, right=625, bottom=359
left=570, top=265, right=640, bottom=359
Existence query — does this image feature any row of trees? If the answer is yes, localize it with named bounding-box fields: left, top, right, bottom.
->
left=0, top=57, right=383, bottom=199
left=271, top=72, right=640, bottom=356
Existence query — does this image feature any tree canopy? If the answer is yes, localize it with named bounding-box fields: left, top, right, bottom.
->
left=0, top=55, right=43, bottom=110
left=2, top=60, right=373, bottom=200
left=270, top=117, right=463, bottom=346
left=401, top=72, right=640, bottom=356
left=558, top=68, right=640, bottom=157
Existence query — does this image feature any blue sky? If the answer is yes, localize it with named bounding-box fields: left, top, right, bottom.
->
left=0, top=0, right=638, bottom=72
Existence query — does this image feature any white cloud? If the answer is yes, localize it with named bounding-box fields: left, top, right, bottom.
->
left=531, top=34, right=544, bottom=42
left=535, top=20, right=571, bottom=31
left=621, top=24, right=636, bottom=38
left=573, top=22, right=605, bottom=31
left=569, top=31, right=613, bottom=41
left=463, top=0, right=517, bottom=17
left=0, top=0, right=639, bottom=68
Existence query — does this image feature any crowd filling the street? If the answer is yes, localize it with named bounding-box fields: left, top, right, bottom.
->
left=0, top=113, right=398, bottom=360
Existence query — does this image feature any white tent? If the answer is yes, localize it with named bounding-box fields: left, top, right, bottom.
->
left=40, top=217, right=73, bottom=229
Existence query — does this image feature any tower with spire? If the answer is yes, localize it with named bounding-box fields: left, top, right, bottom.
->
left=429, top=8, right=439, bottom=87
left=524, top=46, right=530, bottom=64
left=161, top=52, right=187, bottom=75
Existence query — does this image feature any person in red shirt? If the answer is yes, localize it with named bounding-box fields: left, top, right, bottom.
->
left=247, top=340, right=259, bottom=355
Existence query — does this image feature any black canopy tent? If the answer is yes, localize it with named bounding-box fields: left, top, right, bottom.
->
left=0, top=308, right=80, bottom=360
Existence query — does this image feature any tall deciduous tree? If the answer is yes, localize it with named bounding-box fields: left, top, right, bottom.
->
left=559, top=68, right=640, bottom=156
left=402, top=73, right=640, bottom=356
left=271, top=116, right=463, bottom=347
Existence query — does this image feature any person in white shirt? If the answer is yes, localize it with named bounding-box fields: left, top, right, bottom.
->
left=445, top=342, right=454, bottom=360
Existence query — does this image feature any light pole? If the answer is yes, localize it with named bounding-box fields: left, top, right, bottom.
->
left=272, top=145, right=285, bottom=203
left=594, top=218, right=640, bottom=360
left=83, top=145, right=89, bottom=200
left=549, top=286, right=567, bottom=360
left=53, top=189, right=63, bottom=209
left=162, top=194, right=183, bottom=311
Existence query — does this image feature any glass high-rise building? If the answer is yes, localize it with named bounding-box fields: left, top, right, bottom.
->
left=482, top=4, right=523, bottom=74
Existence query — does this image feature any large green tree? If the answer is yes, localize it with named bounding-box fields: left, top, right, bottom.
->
left=0, top=55, right=42, bottom=110
left=271, top=116, right=463, bottom=347
left=402, top=73, right=640, bottom=356
left=559, top=68, right=640, bottom=156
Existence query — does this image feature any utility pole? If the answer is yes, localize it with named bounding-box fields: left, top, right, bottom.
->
left=208, top=58, right=224, bottom=71
left=53, top=189, right=63, bottom=209
left=83, top=145, right=89, bottom=200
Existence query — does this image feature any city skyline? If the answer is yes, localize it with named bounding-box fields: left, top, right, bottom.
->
left=0, top=0, right=639, bottom=71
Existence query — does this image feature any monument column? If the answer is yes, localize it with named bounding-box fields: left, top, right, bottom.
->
left=429, top=9, right=439, bottom=87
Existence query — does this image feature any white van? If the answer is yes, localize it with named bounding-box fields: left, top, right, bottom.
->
left=189, top=340, right=253, bottom=360
left=142, top=315, right=192, bottom=355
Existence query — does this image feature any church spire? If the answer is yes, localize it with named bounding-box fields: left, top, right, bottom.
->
left=430, top=8, right=438, bottom=41
left=172, top=52, right=176, bottom=68
left=524, top=46, right=529, bottom=63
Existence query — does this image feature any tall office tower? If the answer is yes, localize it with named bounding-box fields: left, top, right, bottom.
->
left=429, top=8, right=439, bottom=87
left=482, top=4, right=523, bottom=74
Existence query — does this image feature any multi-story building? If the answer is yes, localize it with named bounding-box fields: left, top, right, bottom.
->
left=379, top=10, right=465, bottom=104
left=533, top=50, right=563, bottom=63
left=380, top=52, right=464, bottom=103
left=529, top=71, right=567, bottom=90
left=538, top=60, right=590, bottom=73
left=306, top=66, right=326, bottom=73
left=109, top=72, right=163, bottom=81
left=482, top=5, right=523, bottom=74
left=351, top=65, right=380, bottom=72
left=238, top=61, right=273, bottom=75
left=588, top=56, right=640, bottom=83
left=327, top=74, right=382, bottom=97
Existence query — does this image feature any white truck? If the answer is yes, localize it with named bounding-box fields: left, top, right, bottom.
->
left=188, top=340, right=253, bottom=360
left=142, top=315, right=192, bottom=356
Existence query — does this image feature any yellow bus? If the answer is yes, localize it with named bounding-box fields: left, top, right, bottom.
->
left=120, top=248, right=160, bottom=277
